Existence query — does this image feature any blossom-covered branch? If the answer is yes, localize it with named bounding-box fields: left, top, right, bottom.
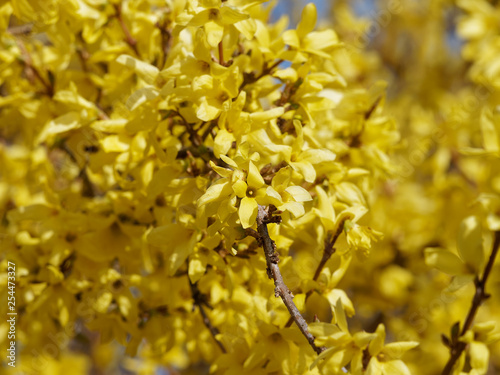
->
left=256, top=205, right=325, bottom=355
left=285, top=217, right=347, bottom=327
left=442, top=231, right=500, bottom=375
left=189, top=279, right=227, bottom=354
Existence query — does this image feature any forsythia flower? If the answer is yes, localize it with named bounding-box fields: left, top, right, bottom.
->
left=2, top=0, right=500, bottom=374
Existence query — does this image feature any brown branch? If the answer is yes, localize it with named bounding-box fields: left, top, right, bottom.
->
left=189, top=279, right=227, bottom=353
left=7, top=24, right=33, bottom=35
left=239, top=59, right=284, bottom=91
left=201, top=121, right=217, bottom=142
left=442, top=230, right=500, bottom=375
left=113, top=3, right=140, bottom=57
left=155, top=20, right=172, bottom=69
left=285, top=218, right=347, bottom=327
left=16, top=39, right=54, bottom=97
left=59, top=141, right=100, bottom=197
left=218, top=41, right=225, bottom=66
left=171, top=111, right=202, bottom=147
left=275, top=78, right=302, bottom=108
left=75, top=40, right=110, bottom=120
left=256, top=205, right=325, bottom=355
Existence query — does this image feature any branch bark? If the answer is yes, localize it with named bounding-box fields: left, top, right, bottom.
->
left=284, top=217, right=347, bottom=327
left=218, top=41, right=225, bottom=66
left=256, top=205, right=325, bottom=355
left=442, top=230, right=500, bottom=375
left=189, top=279, right=227, bottom=354
left=113, top=3, right=140, bottom=58
left=15, top=39, right=54, bottom=97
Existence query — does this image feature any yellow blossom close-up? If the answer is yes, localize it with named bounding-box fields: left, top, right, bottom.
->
left=1, top=0, right=500, bottom=374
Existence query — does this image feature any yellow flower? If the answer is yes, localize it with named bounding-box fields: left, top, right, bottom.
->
left=198, top=153, right=312, bottom=229
left=176, top=0, right=250, bottom=47
left=281, top=3, right=340, bottom=63
left=360, top=324, right=418, bottom=375
left=425, top=215, right=485, bottom=284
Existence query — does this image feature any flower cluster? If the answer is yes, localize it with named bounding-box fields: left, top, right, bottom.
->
left=1, top=0, right=500, bottom=374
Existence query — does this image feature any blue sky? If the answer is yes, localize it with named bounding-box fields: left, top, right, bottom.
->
left=271, top=0, right=330, bottom=23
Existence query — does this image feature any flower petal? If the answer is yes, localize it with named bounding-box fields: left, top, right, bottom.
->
left=424, top=248, right=467, bottom=275
left=457, top=215, right=484, bottom=273
left=285, top=185, right=312, bottom=202
left=247, top=161, right=265, bottom=188
left=239, top=197, right=258, bottom=228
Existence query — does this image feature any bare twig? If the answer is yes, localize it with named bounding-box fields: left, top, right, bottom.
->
left=285, top=217, right=347, bottom=327
left=442, top=231, right=500, bottom=375
left=218, top=41, right=225, bottom=66
left=189, top=279, right=227, bottom=353
left=59, top=142, right=100, bottom=198
left=239, top=59, right=284, bottom=91
left=171, top=111, right=202, bottom=147
left=7, top=24, right=33, bottom=35
left=16, top=39, right=54, bottom=97
left=113, top=3, right=140, bottom=57
left=155, top=20, right=172, bottom=69
left=75, top=40, right=110, bottom=120
left=256, top=205, right=325, bottom=355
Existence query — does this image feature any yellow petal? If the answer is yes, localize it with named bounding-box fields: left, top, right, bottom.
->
left=100, top=134, right=130, bottom=153
left=116, top=54, right=160, bottom=85
left=220, top=6, right=249, bottom=25
left=232, top=179, right=248, bottom=198
left=188, top=256, right=206, bottom=283
left=382, top=342, right=419, bottom=359
left=265, top=186, right=283, bottom=204
left=239, top=197, right=258, bottom=228
left=368, top=324, right=386, bottom=356
left=37, top=112, right=81, bottom=143
left=126, top=86, right=159, bottom=111
left=469, top=341, right=489, bottom=373
left=291, top=161, right=316, bottom=183
left=282, top=29, right=300, bottom=48
left=333, top=298, right=348, bottom=333
left=379, top=360, right=412, bottom=375
left=197, top=96, right=222, bottom=121
left=234, top=18, right=256, bottom=40
left=197, top=179, right=231, bottom=206
left=205, top=21, right=224, bottom=48
left=314, top=186, right=335, bottom=230
left=250, top=107, right=285, bottom=123
left=424, top=248, right=467, bottom=275
left=279, top=201, right=305, bottom=218
left=247, top=161, right=265, bottom=188
left=213, top=128, right=235, bottom=158
left=285, top=185, right=312, bottom=202
left=480, top=108, right=500, bottom=153
left=300, top=148, right=336, bottom=164
left=457, top=216, right=484, bottom=273
left=210, top=161, right=233, bottom=178
left=297, top=3, right=317, bottom=37
left=303, top=30, right=339, bottom=52
left=91, top=119, right=128, bottom=133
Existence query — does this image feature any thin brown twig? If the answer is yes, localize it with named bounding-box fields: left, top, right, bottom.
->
left=59, top=141, right=100, bottom=197
left=239, top=59, right=284, bottom=91
left=171, top=111, right=202, bottom=147
left=189, top=279, right=227, bottom=353
left=285, top=217, right=347, bottom=327
left=7, top=24, right=33, bottom=35
left=15, top=39, right=54, bottom=96
left=155, top=20, right=172, bottom=69
left=218, top=41, right=225, bottom=66
left=442, top=230, right=500, bottom=375
left=256, top=205, right=325, bottom=355
left=113, top=3, right=140, bottom=57
left=74, top=40, right=110, bottom=120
